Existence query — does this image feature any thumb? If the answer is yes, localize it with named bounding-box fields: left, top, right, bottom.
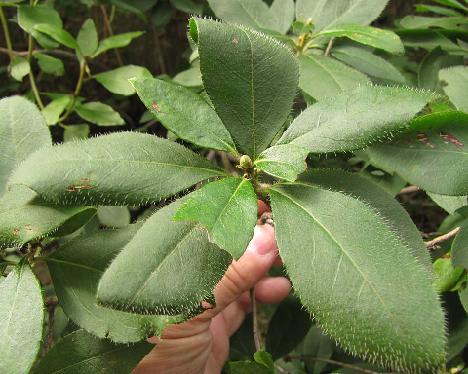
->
left=210, top=224, right=278, bottom=312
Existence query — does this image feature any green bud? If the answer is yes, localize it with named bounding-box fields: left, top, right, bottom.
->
left=239, top=155, right=253, bottom=170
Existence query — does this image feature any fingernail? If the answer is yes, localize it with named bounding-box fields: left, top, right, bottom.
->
left=247, top=226, right=276, bottom=255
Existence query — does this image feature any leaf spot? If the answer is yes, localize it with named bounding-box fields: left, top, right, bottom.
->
left=416, top=133, right=434, bottom=148
left=440, top=132, right=464, bottom=150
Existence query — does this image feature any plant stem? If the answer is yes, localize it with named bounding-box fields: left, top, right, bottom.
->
left=0, top=7, right=13, bottom=60
left=45, top=297, right=58, bottom=352
left=58, top=60, right=86, bottom=122
left=287, top=355, right=380, bottom=374
left=100, top=4, right=123, bottom=66
left=398, top=185, right=420, bottom=195
left=250, top=287, right=262, bottom=351
left=0, top=47, right=76, bottom=59
left=324, top=37, right=334, bottom=56
left=27, top=33, right=45, bottom=110
left=425, top=227, right=460, bottom=249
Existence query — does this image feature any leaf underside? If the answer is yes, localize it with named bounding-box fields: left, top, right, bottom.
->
left=31, top=330, right=152, bottom=374
left=9, top=132, right=224, bottom=206
left=0, top=263, right=44, bottom=374
left=270, top=182, right=446, bottom=372
left=254, top=144, right=309, bottom=182
left=97, top=196, right=232, bottom=315
left=48, top=224, right=183, bottom=343
left=297, top=169, right=432, bottom=273
left=366, top=120, right=468, bottom=195
left=0, top=96, right=51, bottom=197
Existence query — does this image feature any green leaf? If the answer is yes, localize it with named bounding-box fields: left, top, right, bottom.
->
left=97, top=197, right=232, bottom=315
left=428, top=192, right=467, bottom=214
left=439, top=66, right=468, bottom=112
left=0, top=185, right=96, bottom=248
left=316, top=25, right=404, bottom=55
left=433, top=0, right=468, bottom=11
left=94, top=31, right=144, bottom=57
left=415, top=4, right=462, bottom=16
left=332, top=45, right=406, bottom=83
left=172, top=65, right=203, bottom=87
left=265, top=297, right=312, bottom=360
left=270, top=0, right=295, bottom=34
left=0, top=263, right=44, bottom=374
left=460, top=286, right=468, bottom=314
left=18, top=5, right=62, bottom=48
left=174, top=177, right=257, bottom=259
left=452, top=222, right=468, bottom=269
left=62, top=124, right=90, bottom=142
left=254, top=144, right=309, bottom=182
left=207, top=0, right=270, bottom=30
left=9, top=56, right=30, bottom=81
left=433, top=258, right=464, bottom=292
left=301, top=326, right=334, bottom=374
left=41, top=95, right=71, bottom=125
left=132, top=77, right=236, bottom=153
left=31, top=330, right=152, bottom=374
left=207, top=0, right=293, bottom=34
left=227, top=361, right=273, bottom=374
left=397, top=29, right=467, bottom=55
left=75, top=101, right=124, bottom=126
left=34, top=53, right=65, bottom=76
left=191, top=18, right=298, bottom=158
left=77, top=18, right=98, bottom=57
left=366, top=113, right=468, bottom=195
left=298, top=54, right=370, bottom=101
left=170, top=0, right=203, bottom=14
left=0, top=95, right=51, bottom=197
left=417, top=47, right=462, bottom=91
left=95, top=65, right=152, bottom=96
left=9, top=132, right=224, bottom=206
left=35, top=23, right=78, bottom=50
left=279, top=85, right=435, bottom=154
left=295, top=0, right=389, bottom=31
left=296, top=169, right=433, bottom=272
left=398, top=16, right=467, bottom=30
left=47, top=225, right=182, bottom=343
left=97, top=206, right=131, bottom=228
left=228, top=351, right=275, bottom=374
left=269, top=181, right=446, bottom=373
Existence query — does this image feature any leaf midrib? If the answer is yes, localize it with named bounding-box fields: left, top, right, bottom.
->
left=127, top=226, right=195, bottom=304
left=20, top=158, right=224, bottom=176
left=271, top=186, right=396, bottom=321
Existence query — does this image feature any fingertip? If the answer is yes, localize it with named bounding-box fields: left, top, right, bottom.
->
left=246, top=224, right=277, bottom=256
left=255, top=277, right=291, bottom=304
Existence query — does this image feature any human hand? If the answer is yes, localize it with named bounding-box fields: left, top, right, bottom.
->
left=132, top=202, right=291, bottom=374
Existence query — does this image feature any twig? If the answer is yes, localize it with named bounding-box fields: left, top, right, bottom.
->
left=397, top=185, right=420, bottom=195
left=425, top=227, right=460, bottom=249
left=287, top=355, right=379, bottom=374
left=0, top=7, right=13, bottom=60
left=0, top=47, right=76, bottom=59
left=100, top=5, right=123, bottom=66
left=152, top=27, right=167, bottom=75
left=58, top=60, right=86, bottom=122
left=45, top=297, right=58, bottom=352
left=27, top=33, right=44, bottom=109
left=324, top=37, right=334, bottom=56
left=250, top=287, right=262, bottom=351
